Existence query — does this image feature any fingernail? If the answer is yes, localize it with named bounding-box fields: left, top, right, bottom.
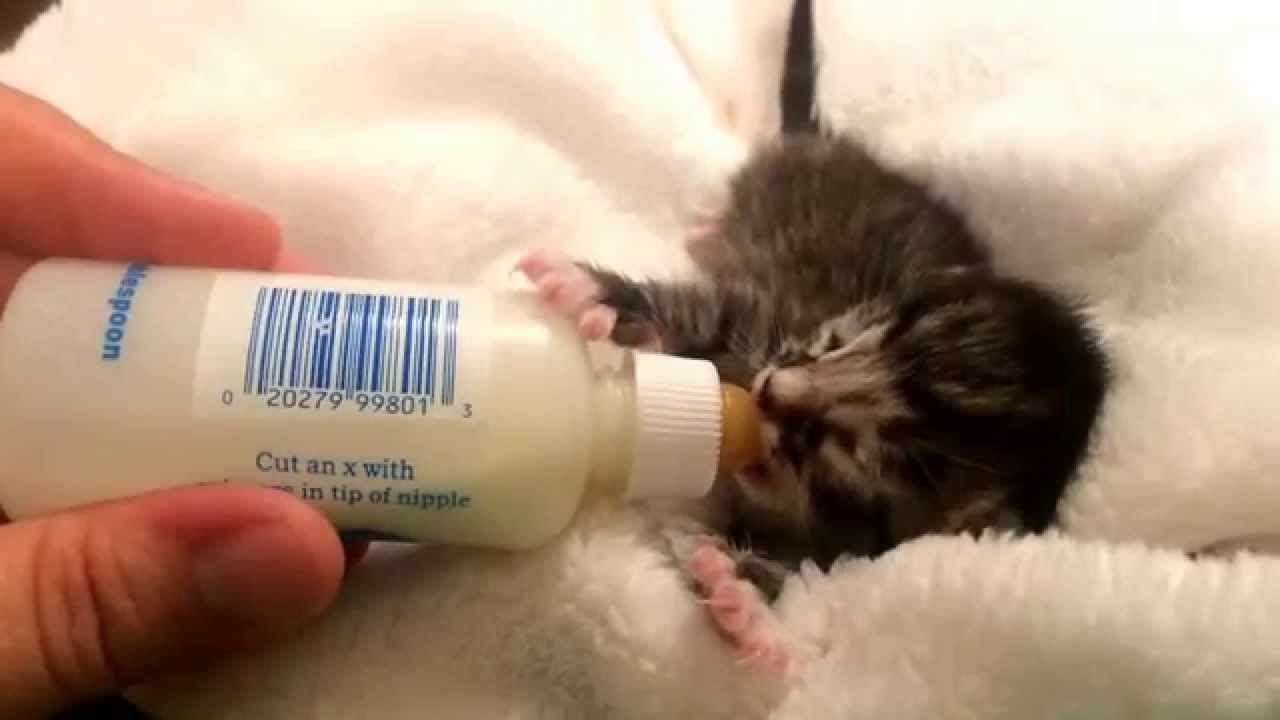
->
left=191, top=522, right=331, bottom=626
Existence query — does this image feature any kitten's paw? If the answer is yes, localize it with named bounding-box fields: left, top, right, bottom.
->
left=515, top=249, right=615, bottom=341
left=685, top=198, right=726, bottom=242
left=688, top=540, right=738, bottom=584
left=688, top=541, right=792, bottom=674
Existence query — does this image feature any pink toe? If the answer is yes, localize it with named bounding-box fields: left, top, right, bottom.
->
left=706, top=582, right=753, bottom=634
left=535, top=274, right=567, bottom=302
left=737, top=646, right=786, bottom=673
left=578, top=306, right=617, bottom=340
left=555, top=275, right=599, bottom=315
left=739, top=625, right=772, bottom=655
left=737, top=626, right=790, bottom=672
left=692, top=217, right=721, bottom=232
left=688, top=544, right=736, bottom=586
left=686, top=226, right=718, bottom=243
left=516, top=248, right=573, bottom=282
left=691, top=196, right=725, bottom=218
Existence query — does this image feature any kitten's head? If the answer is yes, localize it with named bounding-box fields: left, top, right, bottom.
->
left=726, top=270, right=1109, bottom=567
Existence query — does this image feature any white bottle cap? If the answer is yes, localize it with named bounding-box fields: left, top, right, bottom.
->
left=623, top=352, right=722, bottom=500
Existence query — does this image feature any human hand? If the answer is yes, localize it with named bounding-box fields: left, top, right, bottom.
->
left=0, top=83, right=347, bottom=717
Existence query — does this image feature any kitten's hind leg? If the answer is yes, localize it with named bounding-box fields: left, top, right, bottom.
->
left=687, top=538, right=794, bottom=673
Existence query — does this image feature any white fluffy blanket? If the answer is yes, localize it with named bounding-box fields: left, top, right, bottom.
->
left=6, top=1, right=1280, bottom=717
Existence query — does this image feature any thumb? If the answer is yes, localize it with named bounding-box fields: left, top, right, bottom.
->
left=0, top=486, right=344, bottom=717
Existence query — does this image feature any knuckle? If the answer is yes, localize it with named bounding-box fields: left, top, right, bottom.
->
left=29, top=515, right=143, bottom=696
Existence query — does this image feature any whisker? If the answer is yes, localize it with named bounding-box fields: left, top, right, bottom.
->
left=904, top=436, right=1001, bottom=476
left=904, top=446, right=940, bottom=491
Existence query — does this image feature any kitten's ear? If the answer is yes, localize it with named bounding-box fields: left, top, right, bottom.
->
left=886, top=264, right=988, bottom=335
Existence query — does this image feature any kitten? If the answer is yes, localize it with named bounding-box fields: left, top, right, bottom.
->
left=517, top=132, right=1110, bottom=668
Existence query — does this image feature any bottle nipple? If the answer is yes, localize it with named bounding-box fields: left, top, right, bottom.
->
left=718, top=383, right=764, bottom=477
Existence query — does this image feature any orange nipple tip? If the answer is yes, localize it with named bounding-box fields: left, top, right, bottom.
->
left=719, top=383, right=764, bottom=477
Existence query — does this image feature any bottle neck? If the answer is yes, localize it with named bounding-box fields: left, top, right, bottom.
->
left=585, top=348, right=725, bottom=502
left=586, top=348, right=637, bottom=499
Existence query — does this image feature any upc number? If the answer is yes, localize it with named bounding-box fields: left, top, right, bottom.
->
left=265, top=388, right=346, bottom=411
left=222, top=389, right=472, bottom=418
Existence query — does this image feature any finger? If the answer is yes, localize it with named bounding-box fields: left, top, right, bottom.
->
left=0, top=249, right=30, bottom=315
left=342, top=539, right=371, bottom=569
left=273, top=248, right=320, bottom=273
left=0, top=84, right=283, bottom=270
left=0, top=486, right=343, bottom=717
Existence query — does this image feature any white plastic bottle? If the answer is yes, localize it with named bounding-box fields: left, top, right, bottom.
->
left=0, top=259, right=763, bottom=550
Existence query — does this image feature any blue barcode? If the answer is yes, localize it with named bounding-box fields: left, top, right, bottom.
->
left=242, top=287, right=461, bottom=403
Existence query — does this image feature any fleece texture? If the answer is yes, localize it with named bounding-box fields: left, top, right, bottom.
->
left=5, top=1, right=1280, bottom=717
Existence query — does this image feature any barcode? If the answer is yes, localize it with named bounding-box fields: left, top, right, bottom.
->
left=241, top=287, right=461, bottom=403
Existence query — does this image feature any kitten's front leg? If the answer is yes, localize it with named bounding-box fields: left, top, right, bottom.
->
left=515, top=249, right=638, bottom=344
left=515, top=248, right=733, bottom=356
left=518, top=248, right=798, bottom=668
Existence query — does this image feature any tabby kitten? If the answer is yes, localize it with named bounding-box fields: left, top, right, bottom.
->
left=518, top=132, right=1109, bottom=663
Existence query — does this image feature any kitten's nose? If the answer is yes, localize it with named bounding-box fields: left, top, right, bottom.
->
left=757, top=367, right=816, bottom=415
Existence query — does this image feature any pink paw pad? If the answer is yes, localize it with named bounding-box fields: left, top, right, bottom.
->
left=515, top=249, right=617, bottom=340
left=737, top=624, right=790, bottom=673
left=687, top=542, right=791, bottom=673
left=689, top=542, right=737, bottom=584
left=683, top=200, right=727, bottom=265
left=577, top=305, right=618, bottom=341
left=685, top=201, right=724, bottom=240
left=704, top=578, right=755, bottom=635
left=513, top=247, right=572, bottom=284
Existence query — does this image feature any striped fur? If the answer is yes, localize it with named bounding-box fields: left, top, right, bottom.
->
left=582, top=133, right=1110, bottom=598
